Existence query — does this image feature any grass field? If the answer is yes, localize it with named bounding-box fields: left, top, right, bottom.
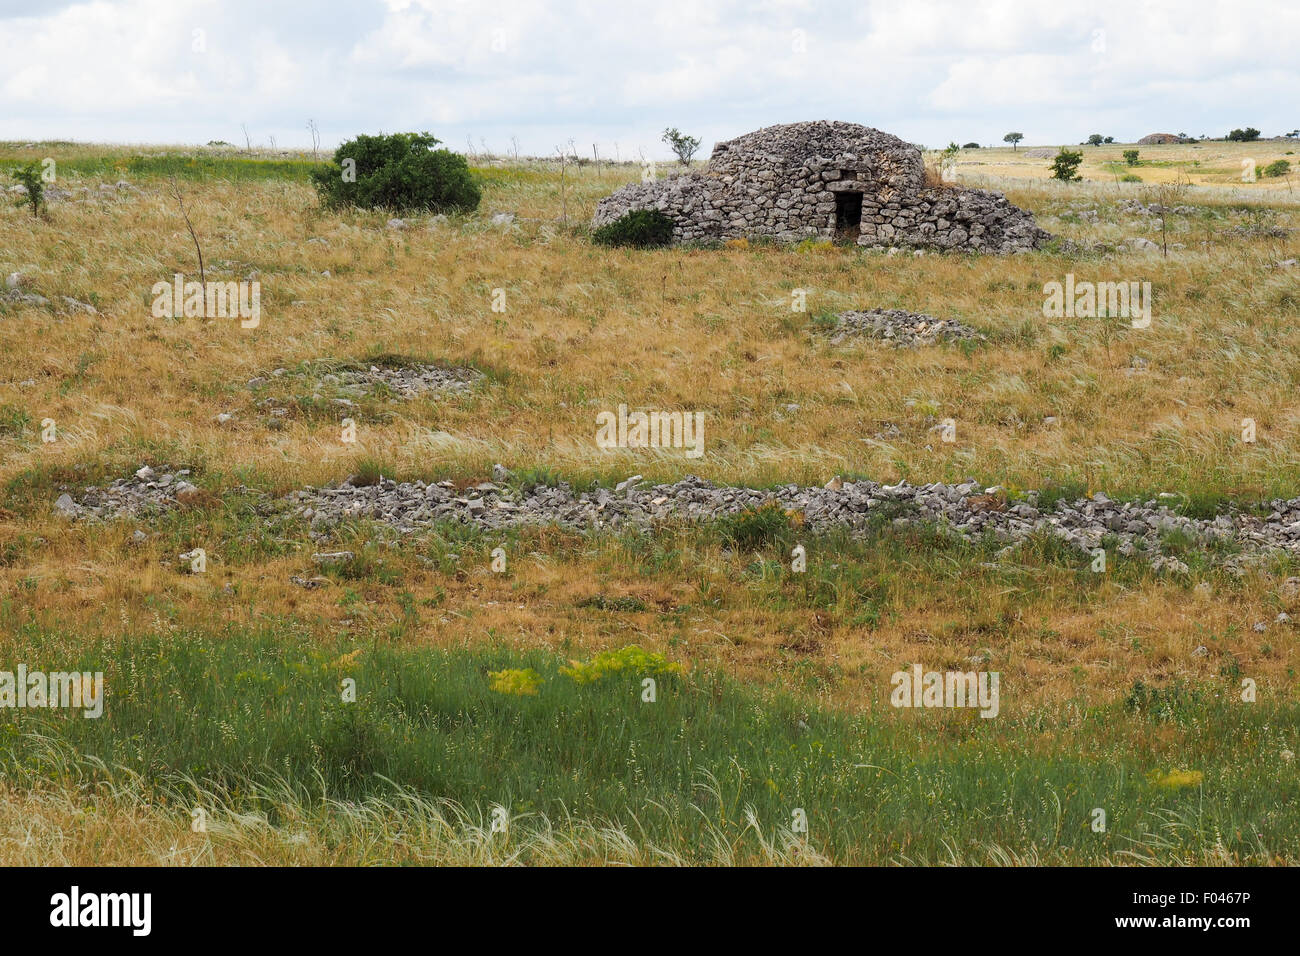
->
left=1, top=139, right=1297, bottom=865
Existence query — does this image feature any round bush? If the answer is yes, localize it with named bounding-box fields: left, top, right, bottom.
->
left=592, top=209, right=675, bottom=248
left=311, top=132, right=481, bottom=213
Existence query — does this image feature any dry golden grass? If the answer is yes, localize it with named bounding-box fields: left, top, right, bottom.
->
left=1, top=143, right=1297, bottom=710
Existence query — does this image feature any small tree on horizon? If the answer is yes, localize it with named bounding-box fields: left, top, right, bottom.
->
left=1004, top=132, right=1024, bottom=151
left=661, top=128, right=701, bottom=166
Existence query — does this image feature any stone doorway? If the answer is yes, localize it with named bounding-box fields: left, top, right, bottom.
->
left=835, top=190, right=863, bottom=238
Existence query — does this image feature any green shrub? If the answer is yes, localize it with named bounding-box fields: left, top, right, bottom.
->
left=310, top=132, right=480, bottom=213
left=1120, top=173, right=1142, bottom=182
left=592, top=208, right=675, bottom=248
left=1123, top=149, right=1140, bottom=166
left=1263, top=159, right=1291, bottom=178
left=1050, top=148, right=1084, bottom=182
left=718, top=502, right=796, bottom=552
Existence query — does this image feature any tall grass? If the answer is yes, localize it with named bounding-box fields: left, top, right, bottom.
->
left=1, top=626, right=1296, bottom=864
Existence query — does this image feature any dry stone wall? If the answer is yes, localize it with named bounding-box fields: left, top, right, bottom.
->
left=593, top=121, right=1050, bottom=253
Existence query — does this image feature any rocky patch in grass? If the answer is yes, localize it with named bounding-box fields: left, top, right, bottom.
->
left=58, top=466, right=1300, bottom=572
left=332, top=362, right=483, bottom=398
left=248, top=361, right=482, bottom=401
left=829, top=309, right=984, bottom=347
left=54, top=465, right=198, bottom=519
left=3, top=273, right=99, bottom=314
left=289, top=473, right=1300, bottom=571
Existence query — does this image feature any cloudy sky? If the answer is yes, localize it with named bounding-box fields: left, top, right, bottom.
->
left=1, top=0, right=1296, bottom=158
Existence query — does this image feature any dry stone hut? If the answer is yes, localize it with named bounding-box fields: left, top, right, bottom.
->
left=593, top=121, right=1050, bottom=252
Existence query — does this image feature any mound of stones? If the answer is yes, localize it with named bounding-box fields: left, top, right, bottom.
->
left=54, top=465, right=198, bottom=519
left=593, top=121, right=1050, bottom=253
left=58, top=467, right=1300, bottom=571
left=333, top=363, right=482, bottom=398
left=249, top=363, right=482, bottom=400
left=288, top=475, right=1300, bottom=571
left=829, top=309, right=984, bottom=347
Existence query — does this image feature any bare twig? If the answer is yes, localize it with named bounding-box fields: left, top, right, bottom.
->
left=169, top=175, right=206, bottom=287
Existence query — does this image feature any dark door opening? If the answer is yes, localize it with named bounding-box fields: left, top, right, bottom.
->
left=835, top=191, right=863, bottom=236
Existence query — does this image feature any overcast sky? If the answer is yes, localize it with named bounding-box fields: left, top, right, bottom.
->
left=1, top=0, right=1296, bottom=158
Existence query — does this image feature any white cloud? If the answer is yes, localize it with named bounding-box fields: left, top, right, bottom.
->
left=0, top=0, right=1295, bottom=155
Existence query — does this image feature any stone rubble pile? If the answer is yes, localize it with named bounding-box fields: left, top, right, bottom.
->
left=334, top=363, right=482, bottom=398
left=54, top=465, right=198, bottom=519
left=829, top=309, right=984, bottom=347
left=279, top=476, right=1300, bottom=570
left=55, top=467, right=1300, bottom=570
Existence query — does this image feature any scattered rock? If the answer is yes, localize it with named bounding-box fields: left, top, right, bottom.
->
left=60, top=466, right=1300, bottom=576
left=332, top=363, right=482, bottom=399
left=830, top=309, right=984, bottom=347
left=312, top=551, right=354, bottom=566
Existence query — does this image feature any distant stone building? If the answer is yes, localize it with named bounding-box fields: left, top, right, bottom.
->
left=1137, top=133, right=1183, bottom=145
left=593, top=121, right=1050, bottom=253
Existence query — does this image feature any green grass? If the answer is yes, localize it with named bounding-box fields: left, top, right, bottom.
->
left=1, top=624, right=1295, bottom=864
left=0, top=153, right=319, bottom=183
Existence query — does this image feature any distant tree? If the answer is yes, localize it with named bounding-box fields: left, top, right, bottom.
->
left=1003, top=132, right=1024, bottom=151
left=1287, top=129, right=1299, bottom=139
left=1050, top=148, right=1084, bottom=182
left=1103, top=136, right=1115, bottom=143
left=962, top=142, right=981, bottom=149
left=1123, top=149, right=1140, bottom=166
left=1226, top=127, right=1261, bottom=142
left=1086, top=134, right=1105, bottom=146
left=661, top=128, right=701, bottom=166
